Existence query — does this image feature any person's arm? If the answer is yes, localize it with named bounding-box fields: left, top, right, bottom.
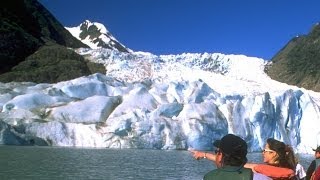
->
left=306, top=160, right=316, bottom=180
left=191, top=150, right=258, bottom=170
left=189, top=150, right=216, bottom=162
left=252, top=164, right=295, bottom=179
left=244, top=163, right=258, bottom=171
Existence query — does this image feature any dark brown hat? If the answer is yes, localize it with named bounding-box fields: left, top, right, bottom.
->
left=313, top=146, right=320, bottom=152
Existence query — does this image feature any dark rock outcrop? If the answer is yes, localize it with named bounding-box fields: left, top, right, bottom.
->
left=0, top=44, right=105, bottom=83
left=266, top=23, right=320, bottom=92
left=0, top=0, right=88, bottom=74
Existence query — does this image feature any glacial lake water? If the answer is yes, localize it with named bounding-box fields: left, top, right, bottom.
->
left=0, top=146, right=314, bottom=180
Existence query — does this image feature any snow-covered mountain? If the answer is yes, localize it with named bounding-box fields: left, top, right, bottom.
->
left=0, top=46, right=319, bottom=153
left=66, top=20, right=130, bottom=52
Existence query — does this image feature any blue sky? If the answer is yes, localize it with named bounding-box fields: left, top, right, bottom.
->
left=39, top=0, right=320, bottom=60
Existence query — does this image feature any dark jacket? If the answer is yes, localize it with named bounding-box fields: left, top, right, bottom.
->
left=306, top=158, right=320, bottom=180
left=203, top=166, right=253, bottom=180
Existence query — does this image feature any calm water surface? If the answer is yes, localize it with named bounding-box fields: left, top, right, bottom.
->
left=0, top=146, right=314, bottom=180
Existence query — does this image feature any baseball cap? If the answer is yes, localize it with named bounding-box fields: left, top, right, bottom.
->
left=213, top=140, right=221, bottom=148
left=213, top=134, right=247, bottom=158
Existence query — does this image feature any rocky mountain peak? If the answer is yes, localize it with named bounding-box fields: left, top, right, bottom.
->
left=66, top=20, right=130, bottom=53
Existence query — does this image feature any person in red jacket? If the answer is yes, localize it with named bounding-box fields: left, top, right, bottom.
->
left=244, top=138, right=296, bottom=179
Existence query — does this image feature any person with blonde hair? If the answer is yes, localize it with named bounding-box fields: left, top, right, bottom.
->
left=244, top=138, right=297, bottom=179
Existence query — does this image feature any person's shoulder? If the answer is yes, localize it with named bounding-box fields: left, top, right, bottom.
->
left=204, top=169, right=219, bottom=175
left=308, top=159, right=317, bottom=167
left=203, top=169, right=219, bottom=179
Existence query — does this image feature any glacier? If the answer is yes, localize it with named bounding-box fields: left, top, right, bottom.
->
left=0, top=48, right=319, bottom=153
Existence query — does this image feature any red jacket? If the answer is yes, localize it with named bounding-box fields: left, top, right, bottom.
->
left=254, top=164, right=295, bottom=179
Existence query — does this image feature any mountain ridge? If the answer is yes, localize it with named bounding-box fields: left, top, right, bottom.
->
left=266, top=23, right=320, bottom=92
left=68, top=19, right=320, bottom=92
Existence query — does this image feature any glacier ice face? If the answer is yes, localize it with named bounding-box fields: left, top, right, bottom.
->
left=0, top=49, right=319, bottom=153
